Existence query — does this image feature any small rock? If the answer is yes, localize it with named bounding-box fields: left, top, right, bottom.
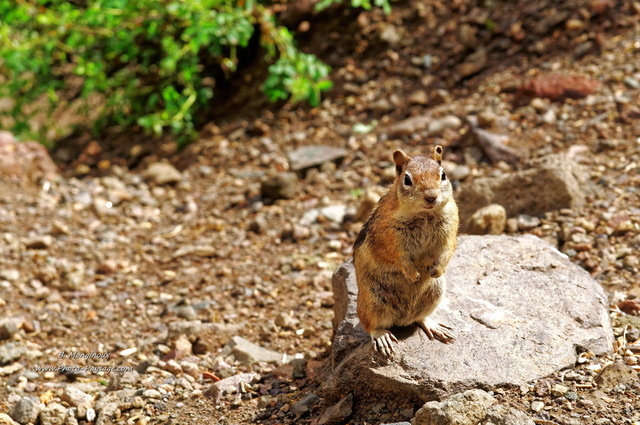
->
left=442, top=161, right=470, bottom=181
left=0, top=134, right=59, bottom=183
left=292, top=393, right=320, bottom=418
left=10, top=397, right=41, bottom=425
left=388, top=115, right=432, bottom=137
left=505, top=218, right=519, bottom=233
left=167, top=320, right=204, bottom=339
left=531, top=401, right=544, bottom=412
left=291, top=357, right=306, bottom=379
left=24, top=235, right=54, bottom=250
left=624, top=76, right=640, bottom=89
left=432, top=89, right=452, bottom=105
left=517, top=214, right=541, bottom=231
left=485, top=403, right=535, bottom=425
left=249, top=216, right=268, bottom=234
left=477, top=110, right=498, bottom=128
left=95, top=260, right=117, bottom=275
left=408, top=90, right=429, bottom=105
left=530, top=98, right=549, bottom=112
left=466, top=204, right=507, bottom=235
left=61, top=386, right=93, bottom=407
left=174, top=334, right=193, bottom=359
left=414, top=389, right=496, bottom=425
left=288, top=145, right=348, bottom=172
left=458, top=23, right=478, bottom=48
left=275, top=312, right=299, bottom=330
left=379, top=24, right=401, bottom=45
left=565, top=391, right=578, bottom=401
left=472, top=128, right=521, bottom=165
left=164, top=359, right=182, bottom=375
left=301, top=205, right=347, bottom=226
left=595, top=361, right=639, bottom=389
left=143, top=162, right=182, bottom=185
left=550, top=384, right=569, bottom=397
left=428, top=115, right=462, bottom=136
left=318, top=393, right=353, bottom=425
left=39, top=402, right=66, bottom=425
left=261, top=173, right=299, bottom=200
left=0, top=317, right=23, bottom=340
left=456, top=48, right=487, bottom=79
left=0, top=270, right=20, bottom=282
left=225, top=336, right=284, bottom=364
left=0, top=342, right=26, bottom=365
left=0, top=413, right=19, bottom=425
left=142, top=389, right=162, bottom=399
left=541, top=109, right=557, bottom=124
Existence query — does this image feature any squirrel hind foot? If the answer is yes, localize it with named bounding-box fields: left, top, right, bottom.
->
left=417, top=318, right=455, bottom=344
left=370, top=330, right=398, bottom=358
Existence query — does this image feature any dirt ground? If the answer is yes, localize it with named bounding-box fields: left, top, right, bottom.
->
left=1, top=1, right=639, bottom=424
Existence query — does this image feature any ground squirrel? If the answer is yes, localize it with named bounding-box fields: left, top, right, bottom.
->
left=352, top=145, right=459, bottom=357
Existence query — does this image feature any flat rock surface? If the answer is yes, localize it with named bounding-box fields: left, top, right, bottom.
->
left=329, top=235, right=614, bottom=401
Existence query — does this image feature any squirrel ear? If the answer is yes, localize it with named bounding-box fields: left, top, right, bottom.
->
left=431, top=145, right=443, bottom=165
left=393, top=150, right=409, bottom=176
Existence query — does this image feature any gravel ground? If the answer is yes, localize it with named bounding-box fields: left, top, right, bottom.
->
left=1, top=1, right=639, bottom=424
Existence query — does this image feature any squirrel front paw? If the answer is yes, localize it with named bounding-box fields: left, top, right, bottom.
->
left=402, top=266, right=421, bottom=283
left=426, top=260, right=444, bottom=278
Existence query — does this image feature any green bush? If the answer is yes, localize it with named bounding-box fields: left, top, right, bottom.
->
left=0, top=0, right=333, bottom=146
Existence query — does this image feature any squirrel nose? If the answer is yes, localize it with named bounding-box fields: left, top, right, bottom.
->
left=424, top=195, right=437, bottom=204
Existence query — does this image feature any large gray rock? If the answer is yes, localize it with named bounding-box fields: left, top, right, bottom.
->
left=458, top=154, right=593, bottom=228
left=328, top=235, right=613, bottom=402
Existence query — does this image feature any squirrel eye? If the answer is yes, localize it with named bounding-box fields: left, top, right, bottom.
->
left=403, top=174, right=412, bottom=186
left=440, top=168, right=447, bottom=181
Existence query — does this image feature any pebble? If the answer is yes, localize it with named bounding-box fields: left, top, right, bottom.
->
left=225, top=336, right=283, bottom=364
left=288, top=145, right=348, bottom=172
left=531, top=400, right=545, bottom=412
left=428, top=115, right=463, bottom=136
left=261, top=172, right=299, bottom=200
left=442, top=161, right=470, bottom=181
left=551, top=383, right=569, bottom=397
left=466, top=204, right=507, bottom=235
left=624, top=76, right=640, bottom=89
left=292, top=393, right=319, bottom=418
left=517, top=214, right=541, bottom=231
left=275, top=312, right=299, bottom=330
left=61, top=386, right=93, bottom=407
left=0, top=317, right=23, bottom=340
left=408, top=90, right=428, bottom=105
left=0, top=342, right=26, bottom=364
left=142, top=389, right=162, bottom=399
left=39, top=402, right=66, bottom=425
left=0, top=270, right=20, bottom=282
left=565, top=391, right=578, bottom=401
left=9, top=397, right=41, bottom=425
left=477, top=110, right=498, bottom=128
left=0, top=413, right=19, bottom=425
left=143, top=162, right=182, bottom=185
left=23, top=235, right=54, bottom=250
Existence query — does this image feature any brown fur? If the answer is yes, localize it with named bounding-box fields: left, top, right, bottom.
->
left=353, top=146, right=459, bottom=342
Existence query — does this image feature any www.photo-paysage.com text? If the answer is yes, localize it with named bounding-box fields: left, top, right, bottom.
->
left=33, top=365, right=133, bottom=373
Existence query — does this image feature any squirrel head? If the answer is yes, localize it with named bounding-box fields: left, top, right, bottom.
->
left=392, top=145, right=453, bottom=214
